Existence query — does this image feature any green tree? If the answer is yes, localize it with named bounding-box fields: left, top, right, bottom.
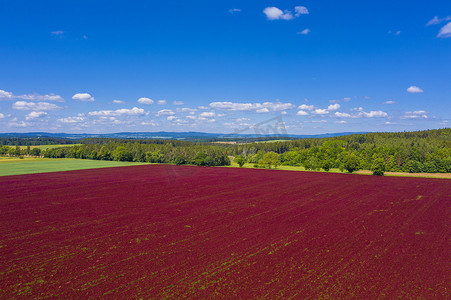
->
left=258, top=151, right=280, bottom=169
left=112, top=146, right=132, bottom=161
left=371, top=158, right=386, bottom=176
left=235, top=155, right=246, bottom=167
left=343, top=153, right=360, bottom=173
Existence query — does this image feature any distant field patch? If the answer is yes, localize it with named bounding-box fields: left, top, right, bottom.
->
left=17, top=144, right=81, bottom=150
left=0, top=158, right=148, bottom=176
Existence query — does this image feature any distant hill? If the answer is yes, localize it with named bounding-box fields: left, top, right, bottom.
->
left=0, top=131, right=367, bottom=141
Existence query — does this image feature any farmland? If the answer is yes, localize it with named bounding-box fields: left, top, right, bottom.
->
left=0, top=165, right=449, bottom=298
left=0, top=158, right=148, bottom=176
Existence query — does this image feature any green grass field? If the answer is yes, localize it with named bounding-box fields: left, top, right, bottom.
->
left=0, top=158, right=148, bottom=176
left=17, top=144, right=81, bottom=150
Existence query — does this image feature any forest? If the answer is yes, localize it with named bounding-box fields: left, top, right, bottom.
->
left=1, top=128, right=450, bottom=174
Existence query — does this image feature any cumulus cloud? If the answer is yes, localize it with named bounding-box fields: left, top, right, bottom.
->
left=167, top=116, right=177, bottom=121
left=141, top=121, right=158, bottom=126
left=9, top=121, right=29, bottom=127
left=156, top=109, right=175, bottom=116
left=57, top=116, right=86, bottom=123
left=12, top=101, right=62, bottom=111
left=72, top=93, right=95, bottom=102
left=361, top=110, right=388, bottom=118
left=0, top=89, right=64, bottom=102
left=426, top=16, right=451, bottom=26
left=19, top=93, right=64, bottom=102
left=113, top=100, right=125, bottom=104
left=157, top=100, right=167, bottom=105
left=334, top=110, right=388, bottom=118
left=297, top=110, right=309, bottom=116
left=173, top=101, right=184, bottom=106
left=25, top=111, right=47, bottom=120
left=295, top=6, right=309, bottom=16
left=298, top=29, right=310, bottom=35
left=312, top=109, right=329, bottom=115
left=438, top=22, right=451, bottom=38
left=137, top=97, right=154, bottom=105
left=256, top=108, right=269, bottom=113
left=401, top=110, right=428, bottom=119
left=176, top=107, right=197, bottom=113
left=298, top=104, right=314, bottom=111
left=200, top=111, right=215, bottom=117
left=407, top=86, right=424, bottom=93
left=0, top=113, right=5, bottom=119
left=334, top=112, right=352, bottom=118
left=88, top=107, right=145, bottom=117
left=0, top=90, right=14, bottom=100
left=327, top=104, right=340, bottom=111
left=210, top=101, right=295, bottom=112
left=264, top=7, right=293, bottom=20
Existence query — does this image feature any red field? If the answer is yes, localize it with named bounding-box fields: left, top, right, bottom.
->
left=0, top=165, right=450, bottom=298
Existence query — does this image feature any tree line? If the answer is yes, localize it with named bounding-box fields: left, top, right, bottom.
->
left=1, top=128, right=450, bottom=174
left=228, top=129, right=451, bottom=174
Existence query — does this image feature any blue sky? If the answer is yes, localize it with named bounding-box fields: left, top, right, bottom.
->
left=0, top=0, right=450, bottom=134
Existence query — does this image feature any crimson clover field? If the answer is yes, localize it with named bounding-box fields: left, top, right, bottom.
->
left=0, top=165, right=449, bottom=298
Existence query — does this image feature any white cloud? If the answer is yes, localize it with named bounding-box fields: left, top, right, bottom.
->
left=157, top=100, right=167, bottom=105
left=0, top=90, right=14, bottom=100
left=177, top=107, right=197, bottom=113
left=200, top=111, right=215, bottom=117
left=51, top=30, right=64, bottom=36
left=384, top=101, right=396, bottom=104
left=263, top=7, right=293, bottom=20
left=327, top=104, right=340, bottom=111
left=297, top=110, right=309, bottom=116
left=19, top=93, right=64, bottom=102
left=334, top=112, right=352, bottom=118
left=334, top=110, right=388, bottom=118
left=361, top=110, right=388, bottom=118
left=438, top=22, right=451, bottom=38
left=72, top=93, right=95, bottom=102
left=295, top=6, right=309, bottom=16
left=57, top=116, right=86, bottom=123
left=173, top=101, right=184, bottom=106
left=167, top=116, right=177, bottom=121
left=113, top=100, right=125, bottom=104
left=426, top=16, right=451, bottom=26
left=312, top=120, right=327, bottom=123
left=298, top=29, right=310, bottom=35
left=298, top=104, right=314, bottom=111
left=0, top=113, right=5, bottom=119
left=210, top=101, right=295, bottom=112
left=156, top=109, right=175, bottom=116
left=9, top=121, right=29, bottom=127
left=335, top=120, right=347, bottom=124
left=229, top=8, right=241, bottom=14
left=88, top=107, right=145, bottom=117
left=137, top=97, right=154, bottom=105
left=401, top=111, right=428, bottom=119
left=25, top=111, right=47, bottom=120
left=198, top=105, right=209, bottom=110
left=407, top=86, right=424, bottom=93
left=256, top=108, right=269, bottom=113
left=0, top=89, right=64, bottom=102
left=312, top=109, right=329, bottom=115
left=12, top=101, right=62, bottom=111
left=141, top=121, right=158, bottom=126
